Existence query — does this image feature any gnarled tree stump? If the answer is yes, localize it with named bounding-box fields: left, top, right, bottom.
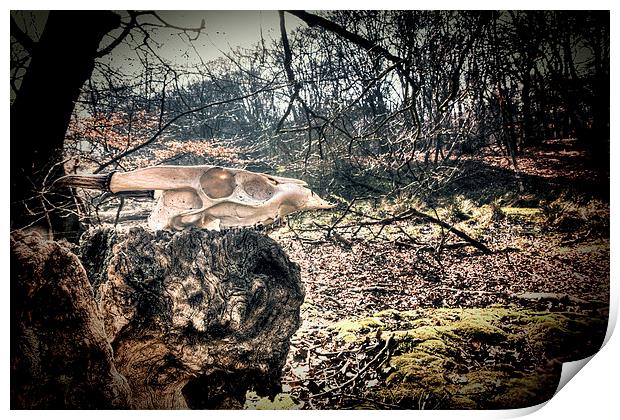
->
left=11, top=227, right=304, bottom=409
left=10, top=231, right=131, bottom=409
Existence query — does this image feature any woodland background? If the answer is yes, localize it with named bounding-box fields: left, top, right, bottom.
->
left=10, top=10, right=609, bottom=409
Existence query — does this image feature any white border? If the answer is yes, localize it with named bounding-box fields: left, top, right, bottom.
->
left=3, top=2, right=617, bottom=419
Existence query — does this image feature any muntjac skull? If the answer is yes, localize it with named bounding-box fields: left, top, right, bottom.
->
left=58, top=165, right=335, bottom=231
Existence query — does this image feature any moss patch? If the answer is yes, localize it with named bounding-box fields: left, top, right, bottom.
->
left=244, top=392, right=302, bottom=410
left=501, top=206, right=543, bottom=222
left=330, top=317, right=385, bottom=342
left=330, top=306, right=605, bottom=409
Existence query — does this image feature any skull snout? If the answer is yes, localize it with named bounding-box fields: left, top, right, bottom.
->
left=305, top=189, right=337, bottom=210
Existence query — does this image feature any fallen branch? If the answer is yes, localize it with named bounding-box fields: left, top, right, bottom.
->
left=407, top=208, right=493, bottom=254
left=338, top=207, right=493, bottom=255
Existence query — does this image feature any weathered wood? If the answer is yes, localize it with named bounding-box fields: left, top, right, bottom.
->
left=11, top=227, right=304, bottom=409
left=80, top=227, right=304, bottom=409
left=10, top=231, right=131, bottom=409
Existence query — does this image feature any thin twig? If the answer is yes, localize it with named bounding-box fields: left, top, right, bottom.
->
left=311, top=334, right=394, bottom=398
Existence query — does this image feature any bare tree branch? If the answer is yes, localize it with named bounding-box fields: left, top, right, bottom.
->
left=94, top=78, right=280, bottom=173
left=95, top=11, right=138, bottom=58
left=10, top=15, right=36, bottom=55
left=286, top=11, right=404, bottom=65
left=276, top=11, right=302, bottom=132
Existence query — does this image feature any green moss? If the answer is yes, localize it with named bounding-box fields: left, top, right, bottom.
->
left=443, top=311, right=509, bottom=342
left=336, top=306, right=605, bottom=409
left=491, top=371, right=558, bottom=408
left=501, top=206, right=543, bottom=221
left=507, top=311, right=606, bottom=358
left=330, top=317, right=385, bottom=333
left=416, top=338, right=451, bottom=354
left=244, top=392, right=301, bottom=410
left=330, top=317, right=385, bottom=342
left=373, top=309, right=402, bottom=318
left=392, top=325, right=436, bottom=341
left=379, top=364, right=559, bottom=409
left=388, top=351, right=452, bottom=387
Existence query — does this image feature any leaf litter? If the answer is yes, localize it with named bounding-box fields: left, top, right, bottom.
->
left=268, top=146, right=609, bottom=409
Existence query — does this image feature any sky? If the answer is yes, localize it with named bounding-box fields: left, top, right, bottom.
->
left=103, top=11, right=303, bottom=73
left=11, top=10, right=303, bottom=77
left=156, top=11, right=301, bottom=59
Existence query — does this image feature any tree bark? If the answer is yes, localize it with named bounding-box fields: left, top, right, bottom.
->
left=84, top=227, right=304, bottom=409
left=10, top=11, right=121, bottom=241
left=11, top=227, right=304, bottom=409
left=521, top=70, right=535, bottom=146
left=11, top=231, right=131, bottom=409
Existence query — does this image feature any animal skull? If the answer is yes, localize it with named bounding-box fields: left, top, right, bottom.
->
left=58, top=165, right=335, bottom=231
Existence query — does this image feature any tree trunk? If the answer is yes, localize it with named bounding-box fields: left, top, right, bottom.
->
left=11, top=228, right=304, bottom=409
left=10, top=11, right=121, bottom=241
left=521, top=71, right=535, bottom=146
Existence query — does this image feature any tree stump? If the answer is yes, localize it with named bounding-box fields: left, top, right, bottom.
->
left=10, top=231, right=131, bottom=409
left=11, top=227, right=304, bottom=409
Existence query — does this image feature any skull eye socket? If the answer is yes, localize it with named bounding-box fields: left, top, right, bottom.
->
left=200, top=167, right=236, bottom=199
left=241, top=174, right=275, bottom=201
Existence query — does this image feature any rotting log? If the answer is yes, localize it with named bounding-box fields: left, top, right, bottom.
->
left=82, top=226, right=304, bottom=409
left=11, top=227, right=305, bottom=409
left=10, top=231, right=131, bottom=409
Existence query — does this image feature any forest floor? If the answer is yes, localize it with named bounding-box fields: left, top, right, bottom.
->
left=257, top=139, right=610, bottom=409
left=93, top=138, right=609, bottom=410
